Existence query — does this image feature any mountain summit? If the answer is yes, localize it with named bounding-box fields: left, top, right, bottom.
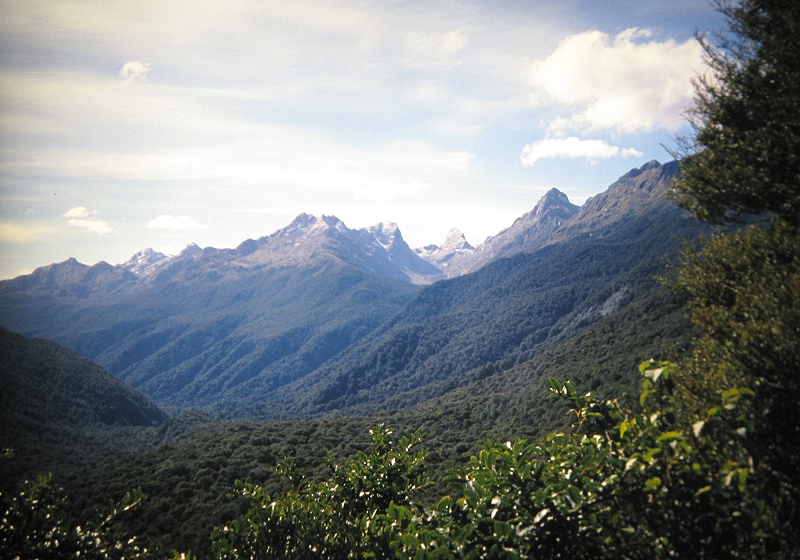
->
left=427, top=187, right=580, bottom=277
left=233, top=214, right=439, bottom=284
left=414, top=229, right=475, bottom=271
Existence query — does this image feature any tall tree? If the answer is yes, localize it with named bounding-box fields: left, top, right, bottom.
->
left=667, top=0, right=800, bottom=552
left=671, top=0, right=800, bottom=224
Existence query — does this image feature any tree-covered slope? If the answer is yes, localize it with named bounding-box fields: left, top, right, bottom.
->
left=0, top=327, right=166, bottom=435
left=249, top=161, right=708, bottom=418
left=3, top=286, right=694, bottom=557
left=0, top=327, right=168, bottom=487
left=0, top=241, right=420, bottom=410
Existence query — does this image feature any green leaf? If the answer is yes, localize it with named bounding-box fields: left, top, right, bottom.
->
left=567, top=485, right=582, bottom=507
left=656, top=431, right=682, bottom=443
left=694, top=485, right=712, bottom=497
left=546, top=377, right=562, bottom=393
left=644, top=477, right=662, bottom=492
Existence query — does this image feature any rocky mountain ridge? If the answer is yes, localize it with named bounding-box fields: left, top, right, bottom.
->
left=9, top=160, right=677, bottom=294
left=0, top=160, right=702, bottom=417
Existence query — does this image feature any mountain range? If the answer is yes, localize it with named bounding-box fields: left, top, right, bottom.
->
left=0, top=160, right=707, bottom=419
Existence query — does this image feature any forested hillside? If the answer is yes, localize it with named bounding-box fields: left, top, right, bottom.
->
left=0, top=249, right=421, bottom=410
left=0, top=327, right=165, bottom=436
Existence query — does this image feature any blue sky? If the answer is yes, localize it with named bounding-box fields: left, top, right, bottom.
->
left=0, top=0, right=725, bottom=279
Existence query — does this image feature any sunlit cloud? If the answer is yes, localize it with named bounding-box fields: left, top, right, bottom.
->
left=520, top=137, right=643, bottom=166
left=147, top=215, right=208, bottom=230
left=530, top=27, right=702, bottom=134
left=119, top=61, right=152, bottom=84
left=63, top=207, right=115, bottom=234
left=63, top=207, right=90, bottom=219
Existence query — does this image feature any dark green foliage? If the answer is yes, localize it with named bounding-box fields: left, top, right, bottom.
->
left=208, top=363, right=780, bottom=559
left=0, top=327, right=165, bottom=432
left=211, top=425, right=429, bottom=560
left=0, top=327, right=166, bottom=475
left=665, top=0, right=800, bottom=551
left=46, top=416, right=385, bottom=556
left=0, top=280, right=696, bottom=555
left=670, top=0, right=800, bottom=224
left=394, top=365, right=767, bottom=559
left=0, top=472, right=149, bottom=559
left=665, top=221, right=800, bottom=548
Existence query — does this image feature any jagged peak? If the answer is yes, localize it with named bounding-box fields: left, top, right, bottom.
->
left=279, top=213, right=349, bottom=237
left=539, top=187, right=570, bottom=205
left=284, top=212, right=318, bottom=232
left=368, top=222, right=401, bottom=245
left=179, top=243, right=202, bottom=257
left=130, top=247, right=162, bottom=258
left=124, top=247, right=167, bottom=264
left=442, top=228, right=473, bottom=251
left=624, top=159, right=662, bottom=178
left=369, top=222, right=399, bottom=236
left=531, top=188, right=576, bottom=218
left=320, top=215, right=346, bottom=230
left=368, top=222, right=413, bottom=255
left=123, top=248, right=171, bottom=276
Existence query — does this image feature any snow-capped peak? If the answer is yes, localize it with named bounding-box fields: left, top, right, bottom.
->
left=414, top=228, right=474, bottom=269
left=122, top=248, right=170, bottom=276
left=179, top=243, right=202, bottom=257
left=440, top=229, right=474, bottom=252
left=368, top=222, right=400, bottom=250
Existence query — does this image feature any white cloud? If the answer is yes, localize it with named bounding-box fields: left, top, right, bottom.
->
left=530, top=27, right=702, bottom=134
left=147, top=215, right=208, bottom=230
left=520, top=137, right=643, bottom=166
left=63, top=206, right=115, bottom=234
left=63, top=206, right=91, bottom=218
left=119, top=61, right=151, bottom=84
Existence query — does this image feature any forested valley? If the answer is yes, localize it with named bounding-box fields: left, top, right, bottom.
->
left=2, top=1, right=799, bottom=558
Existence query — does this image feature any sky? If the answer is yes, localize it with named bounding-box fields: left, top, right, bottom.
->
left=0, top=0, right=726, bottom=279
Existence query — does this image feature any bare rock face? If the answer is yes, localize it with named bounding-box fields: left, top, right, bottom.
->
left=414, top=229, right=474, bottom=272
left=419, top=187, right=579, bottom=278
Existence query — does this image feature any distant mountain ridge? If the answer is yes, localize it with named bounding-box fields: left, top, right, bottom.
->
left=447, top=187, right=580, bottom=276
left=0, top=160, right=706, bottom=417
left=5, top=160, right=678, bottom=295
left=553, top=159, right=681, bottom=239
left=229, top=213, right=440, bottom=284
left=414, top=229, right=475, bottom=272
